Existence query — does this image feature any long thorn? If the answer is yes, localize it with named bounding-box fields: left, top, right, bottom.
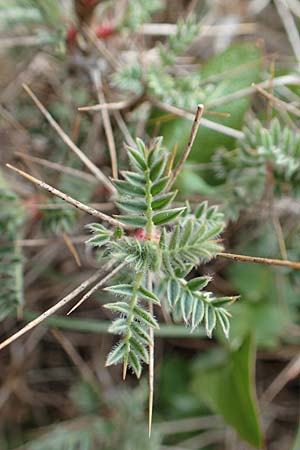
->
left=218, top=252, right=300, bottom=269
left=147, top=272, right=154, bottom=437
left=168, top=104, right=204, bottom=189
left=22, top=84, right=115, bottom=193
left=6, top=164, right=128, bottom=229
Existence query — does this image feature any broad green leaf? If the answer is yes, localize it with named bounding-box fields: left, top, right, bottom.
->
left=106, top=342, right=126, bottom=366
left=191, top=335, right=264, bottom=448
left=181, top=290, right=193, bottom=323
left=151, top=191, right=176, bottom=210
left=153, top=207, right=186, bottom=225
left=167, top=278, right=181, bottom=307
left=108, top=318, right=128, bottom=334
left=116, top=198, right=147, bottom=213
left=122, top=170, right=145, bottom=187
left=113, top=179, right=145, bottom=196
left=191, top=297, right=205, bottom=330
left=150, top=156, right=166, bottom=181
left=128, top=351, right=142, bottom=378
left=133, top=305, right=159, bottom=328
left=131, top=321, right=152, bottom=345
left=139, top=286, right=160, bottom=304
left=151, top=176, right=170, bottom=195
left=104, top=302, right=130, bottom=315
left=104, top=284, right=134, bottom=297
left=130, top=336, right=149, bottom=363
left=115, top=214, right=147, bottom=227
left=154, top=42, right=262, bottom=163
left=127, top=146, right=147, bottom=171
left=205, top=304, right=216, bottom=338
left=187, top=276, right=212, bottom=291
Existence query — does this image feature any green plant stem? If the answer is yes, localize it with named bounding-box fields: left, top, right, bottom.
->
left=22, top=311, right=204, bottom=337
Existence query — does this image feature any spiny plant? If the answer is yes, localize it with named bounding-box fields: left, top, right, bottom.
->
left=113, top=15, right=205, bottom=109
left=213, top=118, right=300, bottom=219
left=0, top=171, right=25, bottom=320
left=86, top=136, right=238, bottom=381
left=0, top=0, right=66, bottom=50
left=13, top=381, right=161, bottom=450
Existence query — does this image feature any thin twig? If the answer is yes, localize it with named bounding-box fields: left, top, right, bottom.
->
left=91, top=69, right=118, bottom=179
left=15, top=152, right=96, bottom=183
left=168, top=105, right=204, bottom=189
left=147, top=272, right=154, bottom=437
left=253, top=83, right=300, bottom=117
left=274, top=0, right=300, bottom=68
left=6, top=164, right=127, bottom=229
left=67, top=262, right=126, bottom=315
left=0, top=269, right=105, bottom=351
left=62, top=232, right=82, bottom=267
left=138, top=22, right=257, bottom=36
left=78, top=99, right=134, bottom=112
left=261, top=351, right=300, bottom=403
left=207, top=74, right=300, bottom=108
left=112, top=110, right=136, bottom=147
left=149, top=97, right=244, bottom=140
left=52, top=329, right=100, bottom=393
left=218, top=252, right=300, bottom=269
left=22, top=84, right=115, bottom=193
left=166, top=143, right=178, bottom=176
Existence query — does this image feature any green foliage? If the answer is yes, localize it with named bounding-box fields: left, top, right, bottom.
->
left=157, top=41, right=262, bottom=162
left=159, top=15, right=199, bottom=65
left=191, top=335, right=263, bottom=448
left=0, top=172, right=25, bottom=320
left=17, top=383, right=161, bottom=450
left=213, top=118, right=300, bottom=219
left=0, top=0, right=66, bottom=50
left=122, top=0, right=163, bottom=31
left=86, top=137, right=237, bottom=377
left=114, top=15, right=203, bottom=109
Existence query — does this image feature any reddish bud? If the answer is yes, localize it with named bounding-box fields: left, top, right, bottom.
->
left=134, top=228, right=160, bottom=241
left=66, top=26, right=78, bottom=45
left=95, top=24, right=116, bottom=39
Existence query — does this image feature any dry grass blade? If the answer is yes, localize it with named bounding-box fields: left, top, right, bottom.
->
left=67, top=261, right=127, bottom=315
left=168, top=104, right=204, bottom=189
left=15, top=152, right=96, bottom=183
left=149, top=97, right=244, bottom=139
left=62, top=232, right=82, bottom=267
left=274, top=0, right=300, bottom=67
left=91, top=69, right=118, bottom=179
left=253, top=83, right=300, bottom=117
left=6, top=164, right=127, bottom=229
left=22, top=84, right=115, bottom=193
left=0, top=269, right=105, bottom=351
left=218, top=252, right=300, bottom=269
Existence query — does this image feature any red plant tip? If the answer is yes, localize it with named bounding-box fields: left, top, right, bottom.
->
left=66, top=26, right=78, bottom=45
left=134, top=228, right=160, bottom=241
left=95, top=24, right=116, bottom=39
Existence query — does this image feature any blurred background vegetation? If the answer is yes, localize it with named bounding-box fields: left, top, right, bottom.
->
left=1, top=0, right=300, bottom=449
